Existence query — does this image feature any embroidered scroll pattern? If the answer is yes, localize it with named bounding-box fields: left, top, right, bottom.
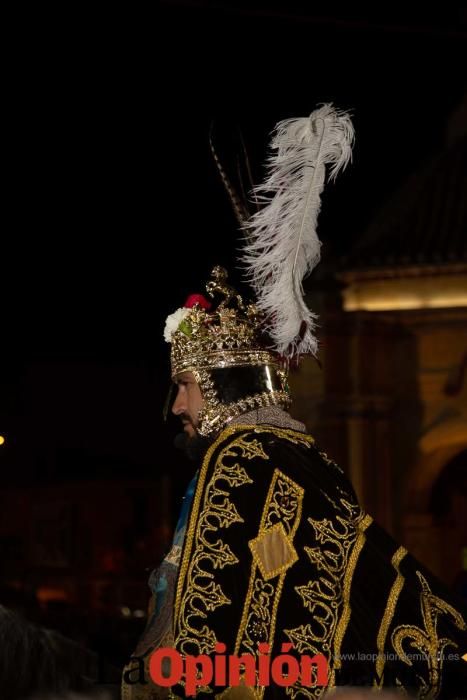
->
left=284, top=500, right=371, bottom=699
left=391, top=571, right=467, bottom=700
left=234, top=468, right=305, bottom=698
left=174, top=434, right=267, bottom=657
left=373, top=546, right=408, bottom=687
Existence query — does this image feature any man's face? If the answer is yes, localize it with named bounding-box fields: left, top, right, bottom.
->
left=172, top=371, right=204, bottom=438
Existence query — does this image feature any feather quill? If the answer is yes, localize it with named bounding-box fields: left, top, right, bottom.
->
left=209, top=124, right=251, bottom=228
left=242, top=103, right=354, bottom=359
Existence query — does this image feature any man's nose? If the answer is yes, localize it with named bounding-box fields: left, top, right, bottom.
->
left=172, top=389, right=186, bottom=416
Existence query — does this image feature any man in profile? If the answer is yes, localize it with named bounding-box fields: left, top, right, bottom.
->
left=123, top=105, right=467, bottom=698
left=122, top=269, right=467, bottom=699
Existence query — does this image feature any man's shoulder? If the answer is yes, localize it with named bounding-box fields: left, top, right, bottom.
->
left=211, top=423, right=327, bottom=473
left=211, top=423, right=357, bottom=503
left=216, top=422, right=314, bottom=450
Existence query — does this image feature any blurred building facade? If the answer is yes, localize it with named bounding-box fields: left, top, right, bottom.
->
left=292, top=96, right=467, bottom=592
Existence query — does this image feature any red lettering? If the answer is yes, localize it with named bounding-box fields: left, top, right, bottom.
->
left=149, top=648, right=183, bottom=687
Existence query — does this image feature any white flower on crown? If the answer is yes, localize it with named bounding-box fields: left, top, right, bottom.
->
left=163, top=307, right=191, bottom=342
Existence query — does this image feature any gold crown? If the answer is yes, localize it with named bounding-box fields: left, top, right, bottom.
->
left=169, top=266, right=279, bottom=377
left=166, top=266, right=290, bottom=437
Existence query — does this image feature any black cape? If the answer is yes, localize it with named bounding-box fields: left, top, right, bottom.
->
left=124, top=424, right=467, bottom=699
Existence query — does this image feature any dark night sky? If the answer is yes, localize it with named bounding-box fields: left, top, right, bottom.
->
left=1, top=3, right=466, bottom=485
left=3, top=3, right=467, bottom=360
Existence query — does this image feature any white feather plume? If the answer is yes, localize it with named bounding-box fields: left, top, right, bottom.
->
left=242, top=103, right=354, bottom=359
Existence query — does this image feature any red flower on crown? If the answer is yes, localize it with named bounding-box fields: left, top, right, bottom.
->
left=184, top=294, right=212, bottom=310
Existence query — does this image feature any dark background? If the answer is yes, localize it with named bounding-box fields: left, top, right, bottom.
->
left=3, top=3, right=467, bottom=365
left=1, top=0, right=466, bottom=676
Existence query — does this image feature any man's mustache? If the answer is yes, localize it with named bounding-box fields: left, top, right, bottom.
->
left=180, top=413, right=195, bottom=428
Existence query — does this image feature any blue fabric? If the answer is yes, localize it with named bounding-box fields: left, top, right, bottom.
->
left=173, top=471, right=198, bottom=548
left=152, top=471, right=198, bottom=617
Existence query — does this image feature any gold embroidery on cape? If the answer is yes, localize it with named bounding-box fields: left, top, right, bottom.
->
left=284, top=501, right=372, bottom=699
left=173, top=425, right=312, bottom=697
left=240, top=468, right=304, bottom=654
left=391, top=570, right=467, bottom=700
left=333, top=513, right=373, bottom=668
left=249, top=521, right=298, bottom=580
left=373, top=546, right=408, bottom=687
left=174, top=428, right=267, bottom=657
left=234, top=455, right=305, bottom=699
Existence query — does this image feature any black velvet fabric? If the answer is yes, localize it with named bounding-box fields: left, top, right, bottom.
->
left=133, top=425, right=467, bottom=699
